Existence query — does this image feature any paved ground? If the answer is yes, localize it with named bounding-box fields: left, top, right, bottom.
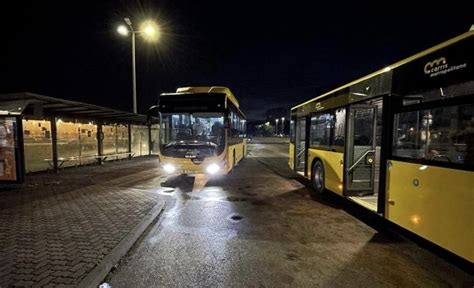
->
left=106, top=142, right=473, bottom=287
left=0, top=157, right=165, bottom=287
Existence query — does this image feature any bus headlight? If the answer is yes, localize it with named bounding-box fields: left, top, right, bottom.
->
left=163, top=163, right=176, bottom=173
left=206, top=163, right=220, bottom=174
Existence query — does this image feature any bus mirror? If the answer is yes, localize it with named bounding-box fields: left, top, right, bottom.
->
left=148, top=105, right=160, bottom=117
left=147, top=105, right=161, bottom=126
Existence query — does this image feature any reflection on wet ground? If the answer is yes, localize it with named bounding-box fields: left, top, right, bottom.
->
left=107, top=143, right=473, bottom=288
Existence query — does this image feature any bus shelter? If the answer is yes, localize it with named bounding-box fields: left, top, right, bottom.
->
left=0, top=92, right=159, bottom=184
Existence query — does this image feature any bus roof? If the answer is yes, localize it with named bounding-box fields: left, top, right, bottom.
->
left=291, top=29, right=474, bottom=111
left=162, top=86, right=240, bottom=109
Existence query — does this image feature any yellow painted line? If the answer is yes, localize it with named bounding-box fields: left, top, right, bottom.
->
left=192, top=174, right=208, bottom=192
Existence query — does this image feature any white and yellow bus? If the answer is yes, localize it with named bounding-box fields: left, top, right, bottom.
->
left=289, top=30, right=473, bottom=264
left=155, top=86, right=247, bottom=175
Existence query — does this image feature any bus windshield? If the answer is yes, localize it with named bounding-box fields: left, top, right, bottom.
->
left=160, top=113, right=225, bottom=157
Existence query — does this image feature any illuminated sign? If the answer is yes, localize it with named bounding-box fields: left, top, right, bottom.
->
left=423, top=57, right=467, bottom=78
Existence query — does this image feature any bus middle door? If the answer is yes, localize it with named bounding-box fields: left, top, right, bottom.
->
left=344, top=105, right=377, bottom=196
left=294, top=117, right=308, bottom=176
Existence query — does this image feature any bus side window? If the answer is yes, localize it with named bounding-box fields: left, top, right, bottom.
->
left=333, top=108, right=345, bottom=147
left=393, top=103, right=474, bottom=166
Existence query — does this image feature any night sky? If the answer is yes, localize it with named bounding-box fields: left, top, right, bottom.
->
left=0, top=1, right=471, bottom=120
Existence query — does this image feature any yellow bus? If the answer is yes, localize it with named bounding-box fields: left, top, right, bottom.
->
left=289, top=30, right=473, bottom=264
left=155, top=86, right=247, bottom=175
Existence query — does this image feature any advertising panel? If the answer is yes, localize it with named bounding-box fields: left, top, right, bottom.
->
left=0, top=117, right=17, bottom=181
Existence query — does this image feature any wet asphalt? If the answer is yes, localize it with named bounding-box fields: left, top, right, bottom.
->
left=106, top=141, right=473, bottom=287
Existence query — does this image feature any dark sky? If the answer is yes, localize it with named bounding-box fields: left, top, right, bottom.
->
left=0, top=1, right=471, bottom=120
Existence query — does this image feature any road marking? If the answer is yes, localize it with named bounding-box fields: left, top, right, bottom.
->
left=192, top=174, right=208, bottom=192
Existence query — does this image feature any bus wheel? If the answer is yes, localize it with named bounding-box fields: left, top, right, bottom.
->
left=311, top=160, right=325, bottom=195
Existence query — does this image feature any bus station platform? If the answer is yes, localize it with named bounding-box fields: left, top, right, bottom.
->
left=0, top=156, right=165, bottom=287
left=0, top=92, right=159, bottom=184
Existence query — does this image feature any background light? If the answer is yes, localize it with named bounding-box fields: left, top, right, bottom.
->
left=117, top=25, right=129, bottom=36
left=140, top=20, right=160, bottom=41
left=144, top=26, right=155, bottom=36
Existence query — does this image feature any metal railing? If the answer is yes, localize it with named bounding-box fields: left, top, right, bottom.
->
left=347, top=149, right=375, bottom=172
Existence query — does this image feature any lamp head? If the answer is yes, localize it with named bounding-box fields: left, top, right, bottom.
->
left=117, top=25, right=129, bottom=36
left=140, top=20, right=160, bottom=41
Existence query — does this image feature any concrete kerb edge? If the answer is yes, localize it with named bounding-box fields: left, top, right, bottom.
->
left=77, top=201, right=166, bottom=288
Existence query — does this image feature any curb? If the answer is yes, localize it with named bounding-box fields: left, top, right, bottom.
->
left=77, top=201, right=166, bottom=288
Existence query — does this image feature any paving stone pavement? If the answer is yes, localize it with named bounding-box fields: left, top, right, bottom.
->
left=0, top=157, right=164, bottom=287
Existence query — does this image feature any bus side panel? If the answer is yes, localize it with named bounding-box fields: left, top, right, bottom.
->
left=243, top=139, right=247, bottom=158
left=236, top=142, right=244, bottom=162
left=227, top=144, right=234, bottom=173
left=289, top=143, right=294, bottom=170
left=227, top=142, right=244, bottom=171
left=307, top=148, right=344, bottom=195
left=386, top=160, right=474, bottom=262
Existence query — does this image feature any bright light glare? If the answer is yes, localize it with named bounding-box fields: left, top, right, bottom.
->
left=140, top=20, right=159, bottom=41
left=144, top=26, right=155, bottom=36
left=117, top=25, right=129, bottom=36
left=206, top=163, right=220, bottom=174
left=163, top=164, right=176, bottom=173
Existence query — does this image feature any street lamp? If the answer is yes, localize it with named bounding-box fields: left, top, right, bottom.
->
left=281, top=117, right=285, bottom=135
left=117, top=18, right=160, bottom=114
left=275, top=119, right=279, bottom=135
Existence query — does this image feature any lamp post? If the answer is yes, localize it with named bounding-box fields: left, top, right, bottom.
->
left=275, top=118, right=279, bottom=135
left=281, top=117, right=285, bottom=135
left=117, top=18, right=159, bottom=114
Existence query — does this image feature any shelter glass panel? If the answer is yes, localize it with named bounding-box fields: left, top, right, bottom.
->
left=57, top=120, right=97, bottom=167
left=22, top=119, right=52, bottom=172
left=150, top=124, right=159, bottom=155
left=131, top=125, right=149, bottom=156
left=103, top=125, right=118, bottom=155
left=116, top=125, right=129, bottom=158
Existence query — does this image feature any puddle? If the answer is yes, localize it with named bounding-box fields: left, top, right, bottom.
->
left=227, top=213, right=244, bottom=222
left=225, top=196, right=248, bottom=202
left=161, top=187, right=175, bottom=193
left=155, top=187, right=176, bottom=196
left=182, top=194, right=201, bottom=201
left=251, top=199, right=269, bottom=206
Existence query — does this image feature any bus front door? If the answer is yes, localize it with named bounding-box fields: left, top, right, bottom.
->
left=294, top=117, right=307, bottom=175
left=345, top=106, right=377, bottom=196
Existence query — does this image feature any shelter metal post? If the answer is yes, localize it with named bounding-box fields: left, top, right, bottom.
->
left=50, top=117, right=58, bottom=173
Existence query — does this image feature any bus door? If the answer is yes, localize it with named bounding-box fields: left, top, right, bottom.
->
left=344, top=105, right=377, bottom=196
left=294, top=117, right=307, bottom=175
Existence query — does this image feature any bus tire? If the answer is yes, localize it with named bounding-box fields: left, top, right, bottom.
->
left=311, top=160, right=325, bottom=195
